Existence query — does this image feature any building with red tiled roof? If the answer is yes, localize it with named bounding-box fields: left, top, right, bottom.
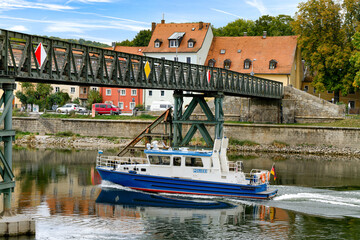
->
left=205, top=35, right=303, bottom=89
left=143, top=20, right=214, bottom=110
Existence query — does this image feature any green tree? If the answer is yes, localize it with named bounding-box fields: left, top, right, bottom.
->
left=254, top=15, right=295, bottom=36
left=133, top=29, right=152, bottom=46
left=35, top=83, right=53, bottom=110
left=47, top=91, right=71, bottom=109
left=351, top=32, right=360, bottom=87
left=116, top=39, right=134, bottom=46
left=16, top=83, right=53, bottom=110
left=213, top=19, right=256, bottom=36
left=292, top=0, right=354, bottom=102
left=86, top=90, right=102, bottom=109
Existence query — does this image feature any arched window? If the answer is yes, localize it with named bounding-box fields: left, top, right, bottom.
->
left=224, top=59, right=231, bottom=69
left=208, top=58, right=216, bottom=67
left=269, top=59, right=277, bottom=69
left=244, top=59, right=251, bottom=69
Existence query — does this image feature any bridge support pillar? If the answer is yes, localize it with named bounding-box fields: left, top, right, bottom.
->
left=0, top=80, right=35, bottom=237
left=172, top=91, right=224, bottom=149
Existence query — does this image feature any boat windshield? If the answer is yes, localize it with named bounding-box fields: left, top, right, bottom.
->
left=148, top=155, right=170, bottom=165
left=185, top=157, right=203, bottom=167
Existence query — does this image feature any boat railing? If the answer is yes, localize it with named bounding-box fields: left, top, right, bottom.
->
left=228, top=161, right=244, bottom=172
left=97, top=155, right=148, bottom=168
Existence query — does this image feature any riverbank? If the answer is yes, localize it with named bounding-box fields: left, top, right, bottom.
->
left=14, top=134, right=360, bottom=157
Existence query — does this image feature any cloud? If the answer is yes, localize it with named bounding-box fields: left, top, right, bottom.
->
left=0, top=15, right=148, bottom=33
left=210, top=8, right=242, bottom=19
left=8, top=25, right=28, bottom=32
left=244, top=0, right=269, bottom=15
left=66, top=0, right=113, bottom=4
left=0, top=0, right=74, bottom=11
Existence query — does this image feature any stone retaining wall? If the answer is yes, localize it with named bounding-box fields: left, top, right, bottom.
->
left=13, top=117, right=360, bottom=150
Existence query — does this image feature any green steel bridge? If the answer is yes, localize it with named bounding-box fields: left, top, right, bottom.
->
left=0, top=28, right=283, bottom=212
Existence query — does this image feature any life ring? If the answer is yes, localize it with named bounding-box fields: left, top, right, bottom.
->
left=267, top=172, right=271, bottom=182
left=260, top=173, right=266, bottom=183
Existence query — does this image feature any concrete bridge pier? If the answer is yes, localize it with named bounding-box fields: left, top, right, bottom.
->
left=0, top=80, right=35, bottom=237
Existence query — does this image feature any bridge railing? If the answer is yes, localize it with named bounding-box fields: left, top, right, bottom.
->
left=0, top=29, right=283, bottom=99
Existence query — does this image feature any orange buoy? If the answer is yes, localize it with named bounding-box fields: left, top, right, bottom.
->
left=260, top=173, right=266, bottom=183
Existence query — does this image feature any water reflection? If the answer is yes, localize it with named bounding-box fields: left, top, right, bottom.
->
left=5, top=149, right=360, bottom=239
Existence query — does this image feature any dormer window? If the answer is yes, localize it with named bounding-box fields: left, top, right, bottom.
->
left=244, top=59, right=251, bottom=69
left=169, top=40, right=178, bottom=48
left=168, top=32, right=185, bottom=48
left=188, top=38, right=196, bottom=48
left=154, top=39, right=162, bottom=48
left=208, top=58, right=216, bottom=67
left=224, top=59, right=231, bottom=69
left=269, top=59, right=277, bottom=69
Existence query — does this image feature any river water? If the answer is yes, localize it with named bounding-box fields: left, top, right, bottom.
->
left=5, top=149, right=360, bottom=240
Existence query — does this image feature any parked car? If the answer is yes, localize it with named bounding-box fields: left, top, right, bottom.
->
left=93, top=103, right=121, bottom=115
left=56, top=103, right=80, bottom=113
left=150, top=101, right=173, bottom=111
left=78, top=106, right=87, bottom=113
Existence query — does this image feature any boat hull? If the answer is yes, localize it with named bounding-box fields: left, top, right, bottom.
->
left=96, top=167, right=278, bottom=200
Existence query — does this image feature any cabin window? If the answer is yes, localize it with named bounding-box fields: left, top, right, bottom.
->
left=148, top=155, right=170, bottom=165
left=173, top=157, right=181, bottom=166
left=185, top=157, right=203, bottom=167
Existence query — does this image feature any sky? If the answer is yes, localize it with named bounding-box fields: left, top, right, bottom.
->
left=0, top=0, right=304, bottom=45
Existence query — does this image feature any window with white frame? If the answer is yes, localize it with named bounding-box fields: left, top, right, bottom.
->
left=155, top=42, right=160, bottom=48
left=161, top=90, right=165, bottom=96
left=131, top=89, right=137, bottom=96
left=120, top=89, right=126, bottom=96
left=130, top=102, right=136, bottom=110
left=188, top=41, right=194, bottom=48
left=118, top=102, right=124, bottom=109
left=92, top=87, right=97, bottom=91
left=174, top=57, right=178, bottom=62
left=187, top=57, right=191, bottom=64
left=169, top=40, right=178, bottom=48
left=70, top=87, right=75, bottom=94
left=55, top=87, right=60, bottom=93
left=106, top=89, right=111, bottom=96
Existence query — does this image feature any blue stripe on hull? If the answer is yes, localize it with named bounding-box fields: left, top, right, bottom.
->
left=97, top=167, right=278, bottom=199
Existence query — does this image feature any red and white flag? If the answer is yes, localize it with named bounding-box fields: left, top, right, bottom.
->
left=35, top=42, right=47, bottom=68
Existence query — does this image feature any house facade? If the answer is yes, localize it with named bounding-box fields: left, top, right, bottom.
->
left=143, top=20, right=214, bottom=110
left=205, top=34, right=303, bottom=89
left=99, top=46, right=145, bottom=112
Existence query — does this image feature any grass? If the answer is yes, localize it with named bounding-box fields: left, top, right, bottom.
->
left=15, top=131, right=32, bottom=140
left=41, top=113, right=157, bottom=121
left=229, top=138, right=259, bottom=146
left=55, top=131, right=78, bottom=137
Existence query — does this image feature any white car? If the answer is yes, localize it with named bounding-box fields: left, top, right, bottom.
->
left=78, top=106, right=88, bottom=113
left=56, top=104, right=80, bottom=113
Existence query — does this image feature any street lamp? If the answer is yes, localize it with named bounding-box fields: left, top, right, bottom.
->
left=250, top=59, right=256, bottom=76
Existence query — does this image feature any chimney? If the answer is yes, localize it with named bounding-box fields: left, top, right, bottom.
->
left=111, top=42, right=116, bottom=50
left=161, top=19, right=165, bottom=24
left=244, top=32, right=247, bottom=36
left=199, top=21, right=203, bottom=30
left=263, top=31, right=267, bottom=39
left=151, top=22, right=156, bottom=32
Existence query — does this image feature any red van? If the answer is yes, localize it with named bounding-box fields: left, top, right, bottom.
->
left=93, top=103, right=121, bottom=115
